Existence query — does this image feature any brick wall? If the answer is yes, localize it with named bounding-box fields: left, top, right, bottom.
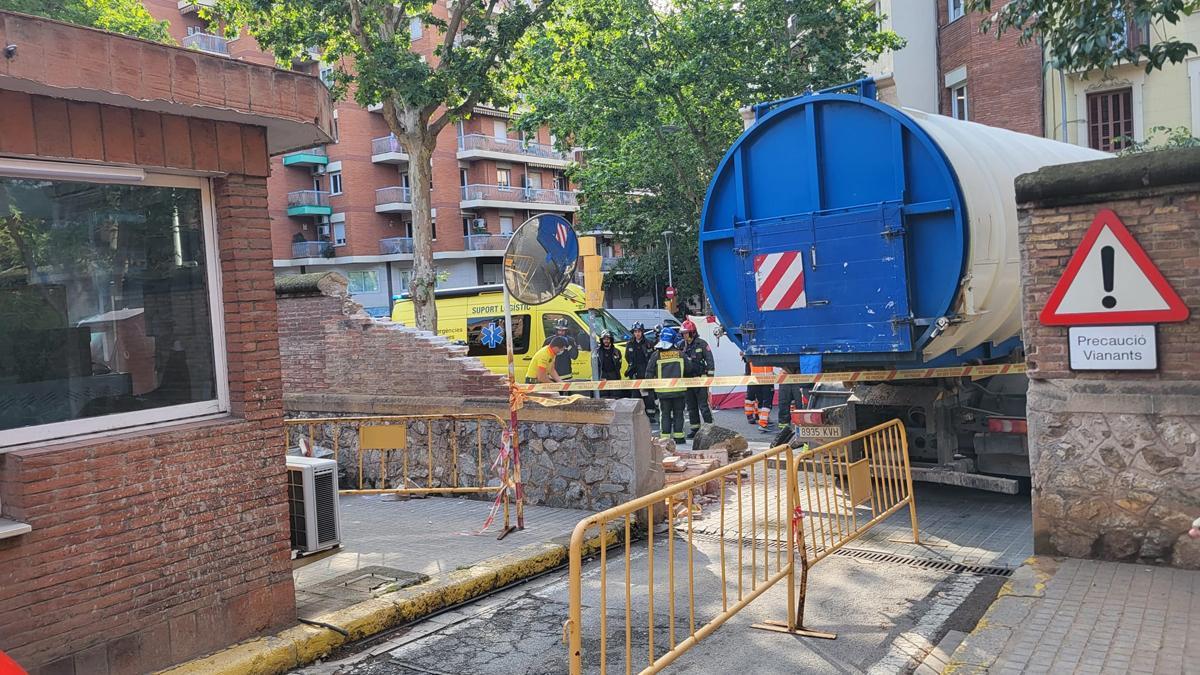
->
left=1017, top=150, right=1200, bottom=569
left=276, top=273, right=508, bottom=398
left=0, top=98, right=295, bottom=672
left=936, top=1, right=1044, bottom=136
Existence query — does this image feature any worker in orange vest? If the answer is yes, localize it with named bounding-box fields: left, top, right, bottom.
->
left=742, top=355, right=775, bottom=434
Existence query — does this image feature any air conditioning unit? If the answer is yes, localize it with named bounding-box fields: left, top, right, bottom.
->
left=286, top=456, right=342, bottom=554
left=472, top=218, right=488, bottom=229
left=311, top=165, right=327, bottom=176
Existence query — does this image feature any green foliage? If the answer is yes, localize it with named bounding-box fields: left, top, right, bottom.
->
left=967, top=0, right=1197, bottom=74
left=216, top=0, right=554, bottom=330
left=0, top=0, right=174, bottom=43
left=1117, top=125, right=1200, bottom=154
left=511, top=0, right=901, bottom=305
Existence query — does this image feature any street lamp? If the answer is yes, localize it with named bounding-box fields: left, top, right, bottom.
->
left=662, top=230, right=674, bottom=288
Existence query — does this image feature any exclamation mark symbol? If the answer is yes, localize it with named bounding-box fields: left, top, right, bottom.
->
left=1101, top=245, right=1117, bottom=309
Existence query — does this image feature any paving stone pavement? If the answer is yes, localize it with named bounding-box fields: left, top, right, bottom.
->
left=948, top=557, right=1200, bottom=675
left=293, top=495, right=593, bottom=618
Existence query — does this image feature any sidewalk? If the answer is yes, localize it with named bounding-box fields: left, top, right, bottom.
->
left=946, top=557, right=1200, bottom=674
left=295, top=495, right=591, bottom=618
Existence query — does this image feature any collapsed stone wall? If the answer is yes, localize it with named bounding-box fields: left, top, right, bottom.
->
left=1016, top=149, right=1200, bottom=569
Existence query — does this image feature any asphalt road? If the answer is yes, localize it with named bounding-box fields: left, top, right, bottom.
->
left=295, top=482, right=1027, bottom=675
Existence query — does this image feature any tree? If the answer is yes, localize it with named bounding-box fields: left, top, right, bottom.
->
left=511, top=0, right=901, bottom=306
left=967, top=0, right=1198, bottom=73
left=217, top=0, right=554, bottom=331
left=0, top=0, right=173, bottom=43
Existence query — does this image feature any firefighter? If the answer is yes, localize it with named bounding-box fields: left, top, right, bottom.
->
left=646, top=326, right=686, bottom=444
left=624, top=322, right=657, bottom=420
left=743, top=355, right=775, bottom=433
left=595, top=330, right=624, bottom=398
left=542, top=317, right=579, bottom=380
left=680, top=319, right=714, bottom=438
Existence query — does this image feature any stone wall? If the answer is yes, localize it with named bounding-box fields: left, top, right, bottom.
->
left=287, top=394, right=660, bottom=511
left=1016, top=149, right=1200, bottom=569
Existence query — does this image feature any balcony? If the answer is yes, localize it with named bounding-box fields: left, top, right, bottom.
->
left=460, top=184, right=578, bottom=212
left=457, top=134, right=572, bottom=167
left=465, top=233, right=513, bottom=251
left=601, top=256, right=621, bottom=272
left=379, top=236, right=415, bottom=255
left=178, top=0, right=216, bottom=13
left=282, top=146, right=328, bottom=168
left=371, top=135, right=409, bottom=164
left=181, top=32, right=230, bottom=56
left=375, top=186, right=413, bottom=213
left=292, top=241, right=332, bottom=258
left=287, top=190, right=332, bottom=217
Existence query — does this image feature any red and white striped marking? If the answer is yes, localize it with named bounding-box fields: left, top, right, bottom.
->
left=555, top=221, right=569, bottom=248
left=754, top=251, right=806, bottom=311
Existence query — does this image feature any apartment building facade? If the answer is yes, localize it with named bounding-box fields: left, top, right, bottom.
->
left=145, top=0, right=578, bottom=315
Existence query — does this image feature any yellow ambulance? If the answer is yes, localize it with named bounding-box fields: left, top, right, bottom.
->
left=390, top=284, right=630, bottom=381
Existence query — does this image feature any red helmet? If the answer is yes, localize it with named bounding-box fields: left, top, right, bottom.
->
left=681, top=319, right=697, bottom=333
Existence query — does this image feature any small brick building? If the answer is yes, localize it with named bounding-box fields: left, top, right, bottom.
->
left=1017, top=149, right=1200, bottom=569
left=0, top=11, right=332, bottom=674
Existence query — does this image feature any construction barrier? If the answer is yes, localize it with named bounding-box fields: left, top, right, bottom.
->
left=563, top=419, right=917, bottom=674
left=520, top=363, right=1026, bottom=393
left=285, top=413, right=522, bottom=535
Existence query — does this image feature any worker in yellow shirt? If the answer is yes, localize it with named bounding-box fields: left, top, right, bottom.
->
left=525, top=336, right=570, bottom=384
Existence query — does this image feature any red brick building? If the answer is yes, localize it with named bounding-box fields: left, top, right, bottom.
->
left=0, top=11, right=332, bottom=674
left=143, top=0, right=581, bottom=315
left=936, top=0, right=1045, bottom=136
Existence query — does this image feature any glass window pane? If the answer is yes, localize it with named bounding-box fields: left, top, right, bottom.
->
left=0, top=178, right=217, bottom=432
left=466, top=315, right=529, bottom=356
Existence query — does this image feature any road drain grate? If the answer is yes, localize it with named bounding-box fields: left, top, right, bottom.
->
left=833, top=547, right=1015, bottom=577
left=677, top=531, right=1014, bottom=577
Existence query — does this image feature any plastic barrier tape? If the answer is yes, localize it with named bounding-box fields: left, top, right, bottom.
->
left=516, top=363, right=1027, bottom=393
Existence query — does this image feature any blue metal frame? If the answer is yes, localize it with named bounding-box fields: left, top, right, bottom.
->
left=700, top=86, right=976, bottom=368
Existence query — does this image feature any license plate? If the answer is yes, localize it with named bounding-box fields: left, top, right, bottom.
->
left=794, top=425, right=842, bottom=439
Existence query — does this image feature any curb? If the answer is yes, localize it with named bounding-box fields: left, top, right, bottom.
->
left=942, top=556, right=1059, bottom=674
left=158, top=524, right=620, bottom=675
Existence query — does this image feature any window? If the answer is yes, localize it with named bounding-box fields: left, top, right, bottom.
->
left=409, top=16, right=423, bottom=40
left=400, top=171, right=410, bottom=189
left=319, top=65, right=335, bottom=87
left=554, top=172, right=566, bottom=191
left=396, top=270, right=412, bottom=293
left=466, top=315, right=530, bottom=357
left=948, top=0, right=963, bottom=21
left=950, top=83, right=968, bottom=120
left=493, top=120, right=508, bottom=140
left=543, top=312, right=589, bottom=350
left=328, top=171, right=343, bottom=195
left=576, top=309, right=632, bottom=342
left=460, top=168, right=468, bottom=187
left=478, top=261, right=503, bottom=285
left=1087, top=88, right=1134, bottom=151
left=500, top=216, right=514, bottom=234
left=319, top=216, right=347, bottom=246
left=496, top=167, right=511, bottom=188
left=312, top=176, right=322, bottom=192
left=347, top=270, right=379, bottom=294
left=0, top=171, right=227, bottom=447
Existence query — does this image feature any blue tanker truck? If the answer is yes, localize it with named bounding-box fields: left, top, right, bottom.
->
left=699, top=80, right=1107, bottom=492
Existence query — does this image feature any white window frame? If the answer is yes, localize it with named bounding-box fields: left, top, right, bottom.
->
left=493, top=119, right=508, bottom=141
left=950, top=83, right=968, bottom=120
left=328, top=170, right=343, bottom=195
left=347, top=270, right=379, bottom=294
left=330, top=213, right=347, bottom=246
left=948, top=0, right=964, bottom=22
left=410, top=16, right=423, bottom=40
left=0, top=169, right=230, bottom=450
left=496, top=167, right=511, bottom=188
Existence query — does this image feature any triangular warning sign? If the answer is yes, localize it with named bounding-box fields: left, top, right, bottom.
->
left=1040, top=209, right=1189, bottom=326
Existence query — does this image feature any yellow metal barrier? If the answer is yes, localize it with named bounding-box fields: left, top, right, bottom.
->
left=563, top=419, right=917, bottom=674
left=285, top=413, right=522, bottom=535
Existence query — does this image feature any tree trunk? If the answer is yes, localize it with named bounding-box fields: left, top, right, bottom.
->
left=404, top=137, right=438, bottom=332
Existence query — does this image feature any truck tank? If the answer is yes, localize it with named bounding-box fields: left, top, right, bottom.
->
left=700, top=83, right=1107, bottom=368
left=700, top=82, right=1109, bottom=492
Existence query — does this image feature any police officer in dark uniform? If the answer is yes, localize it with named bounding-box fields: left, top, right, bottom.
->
left=680, top=319, right=715, bottom=438
left=543, top=318, right=579, bottom=380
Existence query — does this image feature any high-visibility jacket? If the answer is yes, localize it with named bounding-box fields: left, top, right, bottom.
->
left=646, top=349, right=685, bottom=396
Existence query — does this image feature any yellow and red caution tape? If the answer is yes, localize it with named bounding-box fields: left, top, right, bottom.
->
left=514, top=363, right=1027, bottom=393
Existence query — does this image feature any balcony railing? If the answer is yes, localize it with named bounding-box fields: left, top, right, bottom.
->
left=460, top=184, right=578, bottom=207
left=457, top=134, right=571, bottom=162
left=379, top=236, right=415, bottom=255
left=178, top=0, right=216, bottom=13
left=287, top=190, right=330, bottom=208
left=601, top=256, right=620, bottom=272
left=371, top=135, right=410, bottom=163
left=181, top=32, right=230, bottom=56
left=375, top=186, right=413, bottom=212
left=464, top=233, right=513, bottom=251
left=292, top=241, right=332, bottom=258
